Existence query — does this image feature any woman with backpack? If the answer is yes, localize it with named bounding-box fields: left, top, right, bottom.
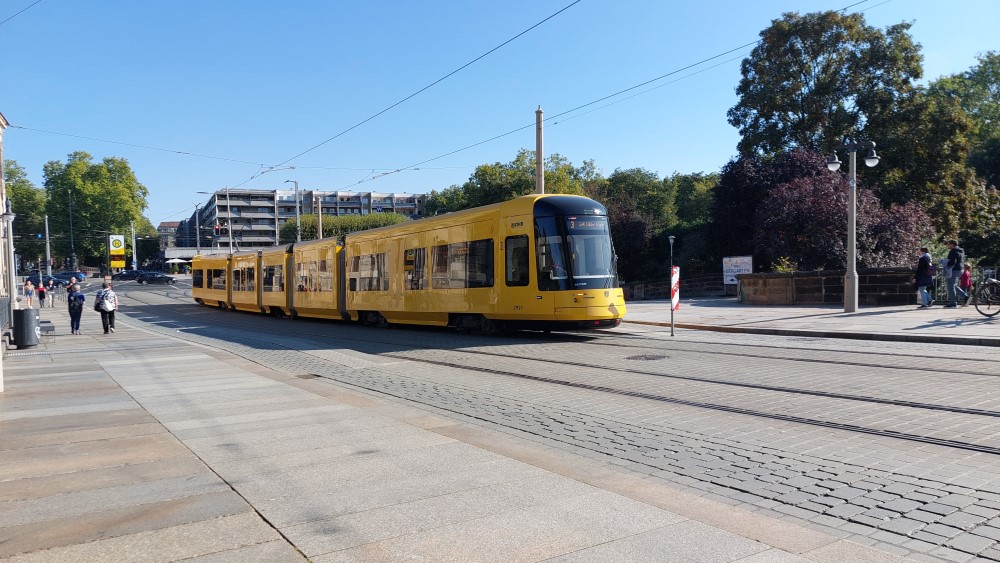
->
left=67, top=284, right=86, bottom=335
left=94, top=282, right=119, bottom=334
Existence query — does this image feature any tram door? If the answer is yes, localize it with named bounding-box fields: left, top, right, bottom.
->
left=499, top=215, right=553, bottom=320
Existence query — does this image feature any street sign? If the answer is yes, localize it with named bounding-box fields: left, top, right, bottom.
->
left=109, top=235, right=126, bottom=256
left=723, top=255, right=752, bottom=285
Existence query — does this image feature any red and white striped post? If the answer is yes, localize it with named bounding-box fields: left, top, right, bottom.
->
left=670, top=265, right=680, bottom=336
left=668, top=235, right=676, bottom=336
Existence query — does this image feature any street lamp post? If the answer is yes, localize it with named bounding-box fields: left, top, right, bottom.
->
left=194, top=203, right=201, bottom=254
left=3, top=200, right=16, bottom=325
left=285, top=180, right=301, bottom=242
left=826, top=141, right=880, bottom=313
left=68, top=187, right=76, bottom=271
left=668, top=235, right=675, bottom=337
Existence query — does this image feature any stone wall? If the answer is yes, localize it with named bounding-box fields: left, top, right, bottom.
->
left=736, top=268, right=916, bottom=306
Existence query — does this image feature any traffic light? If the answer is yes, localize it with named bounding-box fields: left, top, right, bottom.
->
left=214, top=223, right=220, bottom=238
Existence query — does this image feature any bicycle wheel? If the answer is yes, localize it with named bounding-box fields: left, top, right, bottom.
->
left=975, top=281, right=1000, bottom=317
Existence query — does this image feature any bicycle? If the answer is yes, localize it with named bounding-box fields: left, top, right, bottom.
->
left=974, top=277, right=1000, bottom=317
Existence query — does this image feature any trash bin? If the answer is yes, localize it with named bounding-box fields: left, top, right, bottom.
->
left=13, top=308, right=40, bottom=348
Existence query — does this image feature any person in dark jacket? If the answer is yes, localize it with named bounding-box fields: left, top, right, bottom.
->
left=944, top=239, right=965, bottom=308
left=913, top=247, right=934, bottom=308
left=67, top=284, right=86, bottom=334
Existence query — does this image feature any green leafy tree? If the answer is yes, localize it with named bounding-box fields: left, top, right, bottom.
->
left=42, top=151, right=150, bottom=268
left=3, top=160, right=47, bottom=270
left=666, top=172, right=718, bottom=229
left=427, top=149, right=591, bottom=214
left=278, top=212, right=409, bottom=244
left=728, top=11, right=922, bottom=157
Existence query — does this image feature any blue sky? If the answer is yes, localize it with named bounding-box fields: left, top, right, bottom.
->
left=2, top=0, right=997, bottom=227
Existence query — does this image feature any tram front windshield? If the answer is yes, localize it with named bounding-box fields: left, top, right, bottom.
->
left=535, top=215, right=618, bottom=291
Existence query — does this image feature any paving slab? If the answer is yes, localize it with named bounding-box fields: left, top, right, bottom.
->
left=0, top=301, right=922, bottom=562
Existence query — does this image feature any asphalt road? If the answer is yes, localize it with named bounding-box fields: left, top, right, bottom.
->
left=114, top=280, right=1000, bottom=562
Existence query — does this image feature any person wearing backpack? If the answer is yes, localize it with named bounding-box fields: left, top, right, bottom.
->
left=94, top=282, right=119, bottom=334
left=67, top=284, right=86, bottom=335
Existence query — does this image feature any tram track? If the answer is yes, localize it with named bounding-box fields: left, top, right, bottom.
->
left=117, top=287, right=1000, bottom=458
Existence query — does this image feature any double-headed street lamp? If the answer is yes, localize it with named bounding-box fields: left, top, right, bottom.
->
left=826, top=141, right=880, bottom=313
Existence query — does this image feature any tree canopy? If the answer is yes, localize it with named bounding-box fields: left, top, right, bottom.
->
left=424, top=149, right=589, bottom=214
left=728, top=11, right=922, bottom=157
left=42, top=151, right=151, bottom=267
left=278, top=212, right=410, bottom=244
left=3, top=160, right=48, bottom=266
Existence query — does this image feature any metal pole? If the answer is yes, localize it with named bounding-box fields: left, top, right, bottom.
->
left=44, top=215, right=51, bottom=277
left=225, top=186, right=234, bottom=254
left=535, top=107, right=544, bottom=195
left=845, top=150, right=858, bottom=313
left=131, top=220, right=137, bottom=270
left=68, top=188, right=76, bottom=271
left=295, top=182, right=301, bottom=242
left=194, top=204, right=201, bottom=254
left=316, top=194, right=324, bottom=240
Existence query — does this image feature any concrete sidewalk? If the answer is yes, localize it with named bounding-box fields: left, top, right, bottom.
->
left=0, top=304, right=914, bottom=562
left=626, top=297, right=1000, bottom=347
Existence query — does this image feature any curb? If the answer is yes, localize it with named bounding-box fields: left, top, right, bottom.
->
left=625, top=320, right=1000, bottom=347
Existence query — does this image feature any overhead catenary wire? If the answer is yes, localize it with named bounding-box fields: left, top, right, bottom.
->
left=236, top=0, right=584, bottom=186
left=0, top=0, right=43, bottom=28
left=335, top=0, right=881, bottom=190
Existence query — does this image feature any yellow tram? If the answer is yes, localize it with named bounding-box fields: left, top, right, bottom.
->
left=191, top=194, right=625, bottom=332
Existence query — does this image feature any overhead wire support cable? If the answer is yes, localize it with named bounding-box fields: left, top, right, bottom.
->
left=9, top=125, right=270, bottom=167
left=0, top=0, right=43, bottom=27
left=346, top=0, right=881, bottom=190
left=250, top=0, right=583, bottom=181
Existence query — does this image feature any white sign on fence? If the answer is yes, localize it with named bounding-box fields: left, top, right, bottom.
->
left=723, top=255, right=753, bottom=285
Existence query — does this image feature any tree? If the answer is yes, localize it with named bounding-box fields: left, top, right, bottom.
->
left=426, top=149, right=591, bottom=214
left=4, top=160, right=47, bottom=270
left=666, top=172, right=718, bottom=229
left=587, top=168, right=668, bottom=281
left=42, top=151, right=150, bottom=268
left=278, top=212, right=409, bottom=244
left=709, top=149, right=832, bottom=266
left=754, top=172, right=933, bottom=271
left=728, top=11, right=922, bottom=157
left=930, top=51, right=1000, bottom=189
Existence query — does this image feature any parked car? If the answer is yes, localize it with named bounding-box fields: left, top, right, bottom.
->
left=136, top=272, right=176, bottom=285
left=37, top=275, right=69, bottom=288
left=112, top=270, right=143, bottom=281
left=54, top=271, right=88, bottom=281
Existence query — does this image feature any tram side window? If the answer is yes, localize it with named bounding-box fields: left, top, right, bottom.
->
left=432, top=239, right=494, bottom=289
left=263, top=265, right=284, bottom=292
left=404, top=248, right=427, bottom=290
left=233, top=269, right=244, bottom=292
left=296, top=261, right=310, bottom=291
left=349, top=253, right=387, bottom=291
left=505, top=236, right=529, bottom=286
left=317, top=260, right=333, bottom=292
left=246, top=267, right=255, bottom=292
left=192, top=270, right=204, bottom=288
left=211, top=269, right=226, bottom=290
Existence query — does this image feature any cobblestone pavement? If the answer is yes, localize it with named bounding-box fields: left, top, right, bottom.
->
left=116, top=288, right=1000, bottom=562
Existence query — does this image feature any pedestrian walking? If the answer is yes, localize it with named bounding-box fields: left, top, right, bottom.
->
left=959, top=264, right=974, bottom=306
left=68, top=283, right=85, bottom=334
left=94, top=282, right=118, bottom=334
left=913, top=247, right=934, bottom=308
left=23, top=280, right=34, bottom=308
left=45, top=279, right=57, bottom=307
left=37, top=283, right=46, bottom=308
left=944, top=239, right=966, bottom=308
